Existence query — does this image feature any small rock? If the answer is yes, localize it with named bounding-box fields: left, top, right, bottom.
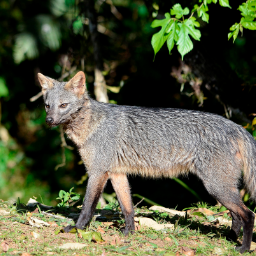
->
left=212, top=247, right=225, bottom=255
left=1, top=241, right=8, bottom=252
left=149, top=206, right=186, bottom=217
left=31, top=232, right=40, bottom=239
left=28, top=217, right=50, bottom=228
left=0, top=209, right=10, bottom=216
left=59, top=243, right=87, bottom=250
left=139, top=217, right=174, bottom=231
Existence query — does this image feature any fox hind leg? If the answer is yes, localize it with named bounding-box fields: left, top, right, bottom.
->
left=109, top=173, right=135, bottom=236
left=228, top=211, right=242, bottom=242
left=203, top=181, right=254, bottom=253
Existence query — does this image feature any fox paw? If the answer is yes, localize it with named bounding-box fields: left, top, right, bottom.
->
left=120, top=227, right=134, bottom=236
left=64, top=225, right=76, bottom=233
left=235, top=245, right=249, bottom=254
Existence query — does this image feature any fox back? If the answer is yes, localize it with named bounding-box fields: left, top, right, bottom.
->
left=38, top=71, right=256, bottom=253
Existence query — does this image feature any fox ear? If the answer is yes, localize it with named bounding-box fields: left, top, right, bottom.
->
left=65, top=71, right=86, bottom=97
left=38, top=73, right=54, bottom=94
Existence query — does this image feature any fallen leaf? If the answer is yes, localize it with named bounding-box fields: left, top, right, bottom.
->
left=196, top=208, right=215, bottom=216
left=1, top=241, right=8, bottom=252
left=111, top=236, right=121, bottom=246
left=31, top=208, right=39, bottom=214
left=55, top=227, right=76, bottom=235
left=58, top=243, right=87, bottom=250
left=31, top=232, right=40, bottom=239
left=111, top=239, right=116, bottom=246
left=28, top=217, right=50, bottom=228
left=97, top=226, right=105, bottom=234
left=48, top=221, right=58, bottom=227
left=149, top=206, right=185, bottom=217
left=165, top=237, right=172, bottom=242
left=182, top=247, right=194, bottom=256
left=101, top=222, right=113, bottom=227
left=77, top=230, right=104, bottom=243
left=138, top=217, right=174, bottom=231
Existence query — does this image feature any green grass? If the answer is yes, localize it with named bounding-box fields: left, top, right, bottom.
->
left=0, top=199, right=254, bottom=255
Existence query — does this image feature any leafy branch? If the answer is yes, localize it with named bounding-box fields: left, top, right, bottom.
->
left=228, top=0, right=256, bottom=42
left=151, top=0, right=232, bottom=59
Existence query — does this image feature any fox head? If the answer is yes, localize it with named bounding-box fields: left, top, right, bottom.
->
left=38, top=71, right=88, bottom=127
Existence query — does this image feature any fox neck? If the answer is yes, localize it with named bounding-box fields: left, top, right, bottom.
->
left=63, top=98, right=101, bottom=147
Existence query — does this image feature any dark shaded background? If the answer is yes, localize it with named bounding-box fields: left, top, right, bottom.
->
left=0, top=0, right=255, bottom=210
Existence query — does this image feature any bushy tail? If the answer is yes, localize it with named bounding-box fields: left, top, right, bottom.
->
left=238, top=129, right=256, bottom=201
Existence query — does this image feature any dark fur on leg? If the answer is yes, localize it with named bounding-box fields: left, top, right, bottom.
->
left=64, top=172, right=109, bottom=232
left=228, top=212, right=242, bottom=241
left=235, top=209, right=255, bottom=253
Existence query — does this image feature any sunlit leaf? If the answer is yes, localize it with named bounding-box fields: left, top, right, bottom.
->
left=241, top=17, right=256, bottom=30
left=37, top=15, right=61, bottom=51
left=177, top=23, right=193, bottom=60
left=50, top=0, right=68, bottom=16
left=0, top=78, right=9, bottom=98
left=151, top=14, right=172, bottom=57
left=166, top=21, right=178, bottom=54
left=198, top=4, right=209, bottom=23
left=238, top=2, right=256, bottom=17
left=13, top=33, right=38, bottom=64
left=219, top=0, right=231, bottom=8
left=77, top=230, right=104, bottom=242
left=73, top=18, right=83, bottom=34
left=184, top=19, right=201, bottom=40
left=171, top=4, right=189, bottom=19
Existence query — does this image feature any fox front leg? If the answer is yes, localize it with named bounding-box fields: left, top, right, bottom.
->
left=109, top=173, right=135, bottom=235
left=64, top=172, right=109, bottom=232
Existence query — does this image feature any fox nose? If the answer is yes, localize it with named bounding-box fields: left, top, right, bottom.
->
left=46, top=117, right=54, bottom=124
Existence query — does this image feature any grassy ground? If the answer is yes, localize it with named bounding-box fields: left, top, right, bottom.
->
left=0, top=200, right=255, bottom=256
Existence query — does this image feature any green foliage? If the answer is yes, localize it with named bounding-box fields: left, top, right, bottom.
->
left=151, top=2, right=207, bottom=59
left=151, top=0, right=255, bottom=59
left=0, top=78, right=9, bottom=98
left=229, top=0, right=256, bottom=42
left=13, top=33, right=39, bottom=64
left=56, top=187, right=80, bottom=207
left=103, top=201, right=120, bottom=212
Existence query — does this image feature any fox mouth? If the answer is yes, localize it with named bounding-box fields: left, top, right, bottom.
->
left=46, top=119, right=68, bottom=127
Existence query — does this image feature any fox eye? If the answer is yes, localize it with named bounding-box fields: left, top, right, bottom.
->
left=45, top=104, right=50, bottom=109
left=60, top=103, right=68, bottom=108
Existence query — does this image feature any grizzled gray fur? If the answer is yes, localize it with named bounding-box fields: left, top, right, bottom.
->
left=38, top=71, right=256, bottom=253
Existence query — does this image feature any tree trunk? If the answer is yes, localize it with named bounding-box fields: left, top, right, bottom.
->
left=84, top=0, right=109, bottom=103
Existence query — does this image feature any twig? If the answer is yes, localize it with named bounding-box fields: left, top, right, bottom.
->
left=41, top=211, right=73, bottom=221
left=134, top=198, right=144, bottom=209
left=30, top=91, right=43, bottom=102
left=188, top=2, right=204, bottom=20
